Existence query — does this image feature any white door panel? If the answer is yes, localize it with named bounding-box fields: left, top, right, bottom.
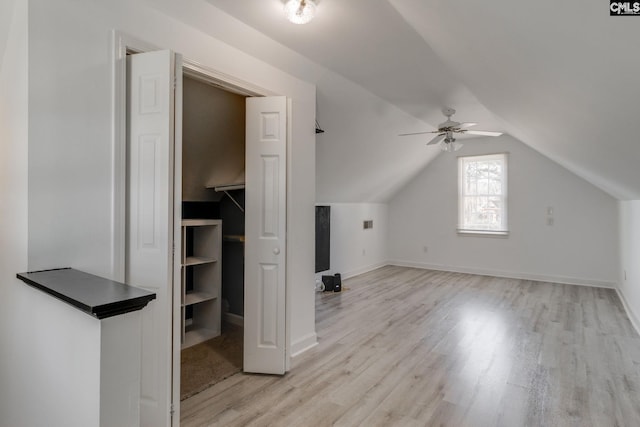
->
left=244, top=96, right=287, bottom=374
left=127, top=50, right=177, bottom=427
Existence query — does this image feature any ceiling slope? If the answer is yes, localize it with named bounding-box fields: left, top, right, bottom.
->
left=177, top=0, right=640, bottom=200
left=149, top=0, right=450, bottom=202
left=389, top=0, right=640, bottom=199
left=205, top=0, right=506, bottom=130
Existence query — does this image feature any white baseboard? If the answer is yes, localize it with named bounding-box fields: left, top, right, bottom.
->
left=387, top=260, right=617, bottom=289
left=291, top=332, right=318, bottom=358
left=342, top=261, right=388, bottom=280
left=616, top=287, right=640, bottom=337
left=223, top=312, right=244, bottom=327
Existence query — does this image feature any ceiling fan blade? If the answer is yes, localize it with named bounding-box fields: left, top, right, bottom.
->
left=459, top=122, right=477, bottom=128
left=465, top=130, right=503, bottom=137
left=399, top=130, right=438, bottom=136
left=427, top=134, right=446, bottom=145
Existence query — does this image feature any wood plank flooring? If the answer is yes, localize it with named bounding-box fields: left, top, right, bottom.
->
left=181, top=266, right=640, bottom=426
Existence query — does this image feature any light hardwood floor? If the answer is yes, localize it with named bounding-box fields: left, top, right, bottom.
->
left=181, top=266, right=640, bottom=426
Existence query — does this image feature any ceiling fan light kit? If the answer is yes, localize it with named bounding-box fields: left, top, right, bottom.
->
left=399, top=108, right=503, bottom=152
left=442, top=139, right=463, bottom=152
left=284, top=0, right=317, bottom=24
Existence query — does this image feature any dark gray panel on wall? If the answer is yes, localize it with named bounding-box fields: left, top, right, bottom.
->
left=315, top=205, right=330, bottom=273
left=221, top=190, right=245, bottom=316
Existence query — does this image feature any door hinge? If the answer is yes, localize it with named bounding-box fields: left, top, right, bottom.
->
left=170, top=403, right=175, bottom=417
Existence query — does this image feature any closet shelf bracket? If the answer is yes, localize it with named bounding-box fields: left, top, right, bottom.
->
left=212, top=183, right=245, bottom=213
left=222, top=190, right=244, bottom=213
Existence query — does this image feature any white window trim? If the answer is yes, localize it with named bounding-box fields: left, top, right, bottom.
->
left=457, top=153, right=509, bottom=237
left=457, top=229, right=510, bottom=238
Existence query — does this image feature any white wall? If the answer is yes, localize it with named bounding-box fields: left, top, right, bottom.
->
left=619, top=200, right=640, bottom=333
left=100, top=311, right=143, bottom=427
left=0, top=0, right=30, bottom=425
left=182, top=76, right=245, bottom=201
left=389, top=135, right=619, bottom=287
left=0, top=0, right=16, bottom=67
left=316, top=203, right=389, bottom=280
left=314, top=72, right=439, bottom=203
left=8, top=287, right=103, bottom=427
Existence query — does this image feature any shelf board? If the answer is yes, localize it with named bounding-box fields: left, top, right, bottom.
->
left=205, top=181, right=245, bottom=191
left=213, top=183, right=245, bottom=191
left=182, top=327, right=220, bottom=349
left=183, top=256, right=217, bottom=266
left=15, top=268, right=156, bottom=320
left=181, top=219, right=221, bottom=227
left=183, top=291, right=217, bottom=306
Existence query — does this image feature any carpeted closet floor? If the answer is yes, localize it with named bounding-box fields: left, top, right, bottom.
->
left=180, top=322, right=243, bottom=400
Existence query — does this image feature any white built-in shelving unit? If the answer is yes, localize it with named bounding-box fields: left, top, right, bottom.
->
left=181, top=219, right=222, bottom=349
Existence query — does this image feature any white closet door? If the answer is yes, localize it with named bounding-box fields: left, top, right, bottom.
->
left=244, top=96, right=288, bottom=374
left=126, top=49, right=179, bottom=427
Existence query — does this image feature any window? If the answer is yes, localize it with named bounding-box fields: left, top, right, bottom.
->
left=458, top=153, right=508, bottom=235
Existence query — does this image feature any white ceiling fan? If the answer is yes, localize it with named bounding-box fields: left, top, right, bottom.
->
left=399, top=108, right=503, bottom=152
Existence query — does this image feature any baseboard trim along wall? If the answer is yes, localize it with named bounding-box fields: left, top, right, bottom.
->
left=291, top=332, right=318, bottom=358
left=615, top=287, right=640, bottom=337
left=350, top=260, right=640, bottom=340
left=387, top=260, right=617, bottom=289
left=223, top=312, right=244, bottom=327
left=342, top=261, right=388, bottom=280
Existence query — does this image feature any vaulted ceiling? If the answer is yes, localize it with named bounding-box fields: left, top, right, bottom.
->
left=201, top=0, right=640, bottom=201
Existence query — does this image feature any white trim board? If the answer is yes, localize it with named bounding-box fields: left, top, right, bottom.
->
left=616, top=287, right=640, bottom=337
left=387, top=260, right=617, bottom=289
left=315, top=262, right=388, bottom=283
left=110, top=30, right=158, bottom=282
left=341, top=261, right=389, bottom=280
left=223, top=312, right=244, bottom=327
left=290, top=332, right=318, bottom=358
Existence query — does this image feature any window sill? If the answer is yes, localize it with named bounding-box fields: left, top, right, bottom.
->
left=457, top=229, right=509, bottom=238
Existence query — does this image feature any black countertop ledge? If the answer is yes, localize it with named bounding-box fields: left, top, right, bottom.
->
left=17, top=268, right=156, bottom=319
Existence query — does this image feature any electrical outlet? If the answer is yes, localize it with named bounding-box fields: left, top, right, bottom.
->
left=423, top=246, right=428, bottom=253
left=547, top=217, right=554, bottom=226
left=362, top=249, right=366, bottom=256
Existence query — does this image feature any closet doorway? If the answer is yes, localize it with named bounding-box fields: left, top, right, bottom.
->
left=179, top=72, right=247, bottom=400
left=124, top=46, right=289, bottom=426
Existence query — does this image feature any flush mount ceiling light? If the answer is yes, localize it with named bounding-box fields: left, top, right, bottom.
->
left=284, top=0, right=317, bottom=24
